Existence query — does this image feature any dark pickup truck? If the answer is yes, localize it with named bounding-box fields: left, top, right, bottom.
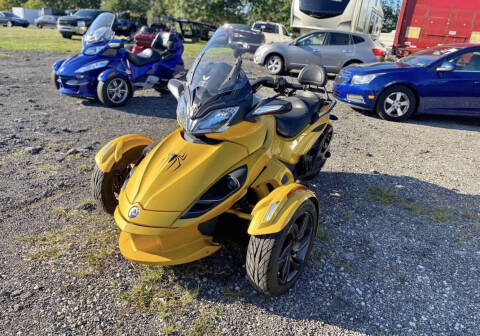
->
left=224, top=23, right=265, bottom=53
left=57, top=9, right=106, bottom=39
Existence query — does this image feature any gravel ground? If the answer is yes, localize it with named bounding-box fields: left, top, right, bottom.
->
left=0, top=50, right=480, bottom=336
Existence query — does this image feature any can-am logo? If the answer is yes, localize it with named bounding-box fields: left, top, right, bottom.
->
left=167, top=152, right=187, bottom=171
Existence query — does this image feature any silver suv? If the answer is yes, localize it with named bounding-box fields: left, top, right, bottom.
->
left=254, top=29, right=386, bottom=75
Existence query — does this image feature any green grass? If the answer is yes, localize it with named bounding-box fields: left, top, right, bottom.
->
left=367, top=186, right=398, bottom=205
left=0, top=27, right=205, bottom=57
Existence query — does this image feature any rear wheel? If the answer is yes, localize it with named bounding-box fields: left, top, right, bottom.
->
left=37, top=24, right=43, bottom=29
left=296, top=125, right=333, bottom=181
left=97, top=75, right=132, bottom=107
left=246, top=199, right=317, bottom=296
left=61, top=32, right=72, bottom=39
left=265, top=54, right=284, bottom=75
left=376, top=85, right=416, bottom=122
left=92, top=147, right=146, bottom=215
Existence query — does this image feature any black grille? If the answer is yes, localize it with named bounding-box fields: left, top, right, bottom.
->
left=58, top=19, right=76, bottom=26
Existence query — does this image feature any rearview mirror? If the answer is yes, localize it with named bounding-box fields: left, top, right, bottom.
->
left=437, top=62, right=455, bottom=72
left=168, top=79, right=184, bottom=101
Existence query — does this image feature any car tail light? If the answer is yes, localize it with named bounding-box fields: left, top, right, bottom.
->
left=233, top=33, right=244, bottom=38
left=372, top=48, right=386, bottom=57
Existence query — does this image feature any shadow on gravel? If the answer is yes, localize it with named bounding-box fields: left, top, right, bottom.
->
left=355, top=108, right=480, bottom=132
left=174, top=172, right=480, bottom=334
left=81, top=95, right=178, bottom=119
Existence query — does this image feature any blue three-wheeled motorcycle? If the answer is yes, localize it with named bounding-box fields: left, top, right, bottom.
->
left=52, top=12, right=184, bottom=107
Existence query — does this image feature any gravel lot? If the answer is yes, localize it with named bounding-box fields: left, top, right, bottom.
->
left=0, top=50, right=479, bottom=336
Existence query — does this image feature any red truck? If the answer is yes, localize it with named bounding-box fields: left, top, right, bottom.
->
left=393, top=0, right=480, bottom=57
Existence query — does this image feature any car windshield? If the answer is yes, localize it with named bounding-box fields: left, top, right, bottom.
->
left=75, top=10, right=96, bottom=18
left=398, top=46, right=460, bottom=67
left=4, top=12, right=20, bottom=18
left=83, top=12, right=114, bottom=44
left=187, top=26, right=247, bottom=99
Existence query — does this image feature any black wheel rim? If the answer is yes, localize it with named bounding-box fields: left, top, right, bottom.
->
left=277, top=212, right=314, bottom=285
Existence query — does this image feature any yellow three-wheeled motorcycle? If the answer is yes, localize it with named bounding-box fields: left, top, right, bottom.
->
left=92, top=27, right=336, bottom=296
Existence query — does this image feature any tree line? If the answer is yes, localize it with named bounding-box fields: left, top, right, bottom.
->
left=1, top=0, right=401, bottom=32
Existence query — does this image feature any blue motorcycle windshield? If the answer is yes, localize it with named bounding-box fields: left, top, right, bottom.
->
left=188, top=26, right=247, bottom=99
left=84, top=12, right=115, bottom=45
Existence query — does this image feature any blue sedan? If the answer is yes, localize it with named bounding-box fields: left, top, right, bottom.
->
left=333, top=44, right=480, bottom=121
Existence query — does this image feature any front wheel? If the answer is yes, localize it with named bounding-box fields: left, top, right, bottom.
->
left=265, top=54, right=284, bottom=75
left=246, top=199, right=317, bottom=296
left=92, top=146, right=146, bottom=215
left=61, top=32, right=72, bottom=39
left=51, top=70, right=59, bottom=90
left=97, top=75, right=132, bottom=107
left=376, top=85, right=416, bottom=122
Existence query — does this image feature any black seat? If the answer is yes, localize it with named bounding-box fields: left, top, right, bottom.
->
left=275, top=93, right=325, bottom=138
left=127, top=48, right=162, bottom=66
left=127, top=32, right=177, bottom=66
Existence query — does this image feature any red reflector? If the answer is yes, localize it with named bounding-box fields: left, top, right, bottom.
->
left=287, top=185, right=307, bottom=198
left=372, top=48, right=386, bottom=57
left=233, top=33, right=244, bottom=38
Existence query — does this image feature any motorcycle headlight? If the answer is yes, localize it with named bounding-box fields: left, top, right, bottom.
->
left=75, top=60, right=109, bottom=73
left=191, top=107, right=239, bottom=134
left=351, top=73, right=384, bottom=85
left=83, top=46, right=104, bottom=55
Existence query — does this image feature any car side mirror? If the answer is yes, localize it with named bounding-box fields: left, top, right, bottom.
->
left=437, top=62, right=455, bottom=72
left=168, top=79, right=184, bottom=101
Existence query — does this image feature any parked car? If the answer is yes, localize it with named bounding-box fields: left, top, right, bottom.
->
left=252, top=21, right=292, bottom=43
left=0, top=11, right=29, bottom=27
left=114, top=18, right=137, bottom=37
left=34, top=15, right=58, bottom=29
left=57, top=9, right=107, bottom=39
left=333, top=44, right=480, bottom=121
left=222, top=24, right=265, bottom=53
left=254, top=29, right=385, bottom=75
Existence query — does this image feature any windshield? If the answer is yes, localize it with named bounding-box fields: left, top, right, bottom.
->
left=398, top=46, right=460, bottom=67
left=75, top=10, right=96, bottom=18
left=188, top=26, right=247, bottom=100
left=83, top=12, right=114, bottom=44
left=4, top=12, right=20, bottom=18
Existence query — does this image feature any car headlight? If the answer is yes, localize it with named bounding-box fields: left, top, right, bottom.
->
left=75, top=60, right=109, bottom=73
left=77, top=21, right=86, bottom=27
left=83, top=46, right=104, bottom=55
left=351, top=73, right=384, bottom=85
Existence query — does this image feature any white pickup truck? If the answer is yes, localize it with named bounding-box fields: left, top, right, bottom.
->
left=252, top=21, right=292, bottom=44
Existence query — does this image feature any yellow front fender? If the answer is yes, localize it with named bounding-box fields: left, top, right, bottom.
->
left=247, top=183, right=318, bottom=236
left=95, top=134, right=154, bottom=172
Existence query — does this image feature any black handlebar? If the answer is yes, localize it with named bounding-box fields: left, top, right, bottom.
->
left=251, top=76, right=322, bottom=93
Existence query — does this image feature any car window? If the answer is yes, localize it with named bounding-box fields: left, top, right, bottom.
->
left=449, top=51, right=480, bottom=72
left=326, top=32, right=351, bottom=46
left=254, top=23, right=278, bottom=34
left=352, top=35, right=365, bottom=44
left=0, top=13, right=4, bottom=17
left=297, top=32, right=327, bottom=46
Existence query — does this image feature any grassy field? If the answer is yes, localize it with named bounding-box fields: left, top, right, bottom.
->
left=0, top=27, right=205, bottom=57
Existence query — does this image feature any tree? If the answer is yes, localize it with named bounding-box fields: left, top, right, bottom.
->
left=246, top=0, right=291, bottom=29
left=101, top=0, right=150, bottom=13
left=0, top=0, right=23, bottom=11
left=23, top=0, right=47, bottom=8
left=382, top=0, right=402, bottom=33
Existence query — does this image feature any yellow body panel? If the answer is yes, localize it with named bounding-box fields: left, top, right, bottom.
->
left=248, top=184, right=317, bottom=236
left=97, top=98, right=333, bottom=265
left=95, top=134, right=154, bottom=172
